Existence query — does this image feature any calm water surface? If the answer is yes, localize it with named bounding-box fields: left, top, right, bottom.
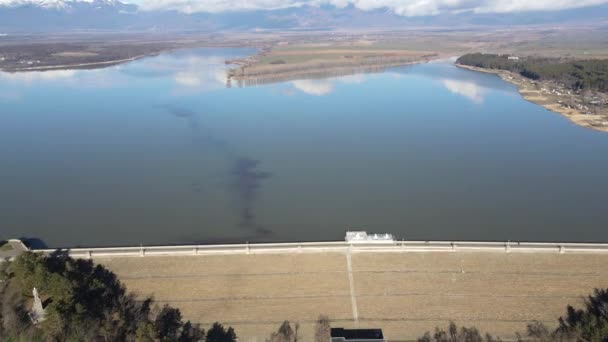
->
left=1, top=48, right=607, bottom=247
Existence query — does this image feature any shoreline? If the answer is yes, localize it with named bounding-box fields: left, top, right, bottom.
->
left=1, top=53, right=155, bottom=72
left=456, top=64, right=608, bottom=133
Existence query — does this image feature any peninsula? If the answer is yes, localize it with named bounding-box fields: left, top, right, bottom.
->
left=226, top=41, right=440, bottom=85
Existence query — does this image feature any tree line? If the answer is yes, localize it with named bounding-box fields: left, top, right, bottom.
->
left=0, top=252, right=237, bottom=341
left=418, top=288, right=608, bottom=341
left=457, top=53, right=608, bottom=92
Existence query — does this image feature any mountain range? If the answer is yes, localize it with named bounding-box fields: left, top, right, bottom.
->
left=0, top=0, right=607, bottom=32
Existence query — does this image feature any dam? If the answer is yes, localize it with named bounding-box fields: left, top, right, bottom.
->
left=33, top=235, right=608, bottom=341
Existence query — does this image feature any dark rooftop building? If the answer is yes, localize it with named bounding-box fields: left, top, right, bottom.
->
left=330, top=328, right=386, bottom=342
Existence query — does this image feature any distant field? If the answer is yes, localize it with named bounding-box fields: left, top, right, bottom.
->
left=2, top=27, right=606, bottom=72
left=51, top=51, right=99, bottom=58
left=255, top=40, right=445, bottom=66
left=96, top=251, right=608, bottom=341
left=234, top=28, right=608, bottom=81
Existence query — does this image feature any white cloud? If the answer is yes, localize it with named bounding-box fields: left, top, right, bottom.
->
left=135, top=0, right=608, bottom=16
left=139, top=0, right=309, bottom=13
left=441, top=78, right=485, bottom=103
left=473, top=0, right=608, bottom=13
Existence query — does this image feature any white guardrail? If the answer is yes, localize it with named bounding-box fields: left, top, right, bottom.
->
left=34, top=240, right=608, bottom=259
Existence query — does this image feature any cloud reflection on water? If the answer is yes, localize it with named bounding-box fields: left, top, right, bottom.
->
left=0, top=53, right=231, bottom=94
left=122, top=54, right=229, bottom=92
left=0, top=68, right=116, bottom=89
left=290, top=73, right=367, bottom=96
left=291, top=79, right=334, bottom=96
left=0, top=69, right=77, bottom=82
left=441, top=78, right=486, bottom=103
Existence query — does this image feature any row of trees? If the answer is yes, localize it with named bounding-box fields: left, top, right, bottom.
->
left=418, top=288, right=608, bottom=341
left=0, top=252, right=237, bottom=341
left=269, top=291, right=608, bottom=342
left=457, top=53, right=608, bottom=92
left=266, top=316, right=330, bottom=342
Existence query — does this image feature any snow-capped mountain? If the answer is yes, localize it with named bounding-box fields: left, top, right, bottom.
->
left=0, top=0, right=606, bottom=33
left=0, top=0, right=141, bottom=32
left=0, top=0, right=128, bottom=10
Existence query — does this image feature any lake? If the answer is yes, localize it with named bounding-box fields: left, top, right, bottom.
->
left=1, top=48, right=607, bottom=248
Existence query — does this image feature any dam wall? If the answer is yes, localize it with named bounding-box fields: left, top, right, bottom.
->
left=29, top=238, right=608, bottom=340
left=35, top=240, right=608, bottom=259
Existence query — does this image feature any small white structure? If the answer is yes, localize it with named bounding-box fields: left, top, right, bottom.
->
left=345, top=231, right=395, bottom=243
left=28, top=287, right=46, bottom=324
left=508, top=56, right=520, bottom=60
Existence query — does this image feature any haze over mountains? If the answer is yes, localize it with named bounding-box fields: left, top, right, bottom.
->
left=0, top=0, right=607, bottom=32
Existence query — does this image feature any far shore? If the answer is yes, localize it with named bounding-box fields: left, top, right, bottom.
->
left=3, top=54, right=151, bottom=72
left=456, top=64, right=608, bottom=133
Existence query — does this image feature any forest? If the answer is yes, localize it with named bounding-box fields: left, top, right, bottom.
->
left=457, top=53, right=608, bottom=92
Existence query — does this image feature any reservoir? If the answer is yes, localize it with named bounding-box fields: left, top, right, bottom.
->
left=1, top=48, right=607, bottom=248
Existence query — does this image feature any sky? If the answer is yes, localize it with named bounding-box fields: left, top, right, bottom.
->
left=0, top=0, right=607, bottom=16
left=128, top=0, right=608, bottom=16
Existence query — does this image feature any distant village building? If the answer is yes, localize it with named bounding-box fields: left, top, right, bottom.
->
left=28, top=287, right=47, bottom=324
left=508, top=56, right=520, bottom=60
left=331, top=328, right=386, bottom=342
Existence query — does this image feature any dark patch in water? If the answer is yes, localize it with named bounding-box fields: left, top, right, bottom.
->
left=160, top=104, right=235, bottom=154
left=160, top=104, right=273, bottom=236
left=189, top=181, right=205, bottom=194
left=232, top=157, right=272, bottom=232
left=177, top=229, right=274, bottom=245
left=159, top=104, right=199, bottom=129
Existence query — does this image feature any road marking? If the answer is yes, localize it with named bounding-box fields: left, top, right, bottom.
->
left=346, top=246, right=359, bottom=326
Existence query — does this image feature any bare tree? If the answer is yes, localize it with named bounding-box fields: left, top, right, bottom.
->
left=268, top=321, right=298, bottom=342
left=418, top=322, right=501, bottom=342
left=314, top=315, right=331, bottom=342
left=522, top=321, right=552, bottom=342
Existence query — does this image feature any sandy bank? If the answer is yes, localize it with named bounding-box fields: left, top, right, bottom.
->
left=456, top=64, right=608, bottom=133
